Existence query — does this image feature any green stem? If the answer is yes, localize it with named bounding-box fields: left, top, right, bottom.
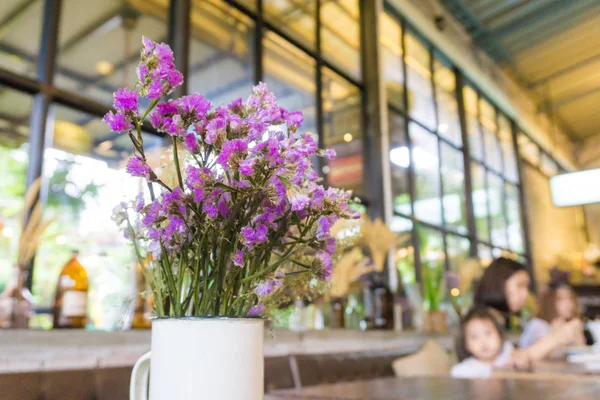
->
left=172, top=137, right=184, bottom=189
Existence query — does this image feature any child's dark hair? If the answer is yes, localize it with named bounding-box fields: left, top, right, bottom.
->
left=456, top=307, right=505, bottom=362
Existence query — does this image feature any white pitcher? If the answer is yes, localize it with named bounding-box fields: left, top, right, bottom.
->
left=130, top=317, right=264, bottom=400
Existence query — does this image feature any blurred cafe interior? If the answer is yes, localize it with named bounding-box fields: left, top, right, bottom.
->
left=1, top=0, right=600, bottom=399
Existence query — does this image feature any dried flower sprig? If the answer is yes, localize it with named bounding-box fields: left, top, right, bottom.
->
left=17, top=178, right=54, bottom=270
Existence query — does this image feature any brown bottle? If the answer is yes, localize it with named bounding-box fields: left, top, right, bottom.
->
left=131, top=258, right=152, bottom=329
left=52, top=250, right=88, bottom=329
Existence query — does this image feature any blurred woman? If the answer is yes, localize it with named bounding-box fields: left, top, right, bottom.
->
left=473, top=258, right=582, bottom=368
left=519, top=283, right=586, bottom=349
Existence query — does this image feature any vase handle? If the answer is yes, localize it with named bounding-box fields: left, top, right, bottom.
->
left=130, top=351, right=151, bottom=400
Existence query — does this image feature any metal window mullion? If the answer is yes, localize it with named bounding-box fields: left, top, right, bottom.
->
left=254, top=0, right=264, bottom=83
left=168, top=0, right=191, bottom=97
left=511, top=119, right=536, bottom=289
left=25, top=0, right=62, bottom=289
left=455, top=71, right=477, bottom=257
left=429, top=49, right=449, bottom=271
left=316, top=0, right=325, bottom=183
left=399, top=18, right=422, bottom=283
left=360, top=0, right=384, bottom=220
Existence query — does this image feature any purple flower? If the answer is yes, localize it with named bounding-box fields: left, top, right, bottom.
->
left=232, top=250, right=245, bottom=267
left=147, top=80, right=163, bottom=99
left=316, top=251, right=333, bottom=281
left=203, top=203, right=218, bottom=219
left=290, top=193, right=310, bottom=211
left=135, top=192, right=144, bottom=212
left=316, top=216, right=333, bottom=240
left=175, top=93, right=211, bottom=117
left=254, top=281, right=275, bottom=296
left=285, top=111, right=303, bottom=131
left=184, top=133, right=199, bottom=153
left=227, top=97, right=243, bottom=113
left=239, top=159, right=254, bottom=176
left=241, top=224, right=269, bottom=248
left=103, top=111, right=133, bottom=132
left=167, top=69, right=183, bottom=87
left=126, top=156, right=152, bottom=179
left=205, top=117, right=226, bottom=144
left=217, top=139, right=248, bottom=167
left=248, top=305, right=264, bottom=316
left=113, top=88, right=138, bottom=112
left=325, top=237, right=336, bottom=254
left=323, top=149, right=336, bottom=160
left=217, top=195, right=231, bottom=217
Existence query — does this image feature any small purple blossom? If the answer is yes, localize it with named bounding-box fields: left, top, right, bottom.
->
left=290, top=193, right=310, bottom=211
left=103, top=111, right=133, bottom=132
left=316, top=216, right=333, bottom=240
left=232, top=250, right=245, bottom=267
left=113, top=88, right=138, bottom=112
left=126, top=156, right=152, bottom=179
left=217, top=139, right=248, bottom=167
left=241, top=224, right=269, bottom=248
left=248, top=305, right=264, bottom=316
left=323, top=149, right=336, bottom=160
left=135, top=192, right=144, bottom=212
left=239, top=159, right=254, bottom=175
left=316, top=250, right=333, bottom=281
left=184, top=133, right=199, bottom=153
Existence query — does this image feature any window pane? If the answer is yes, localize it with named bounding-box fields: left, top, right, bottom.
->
left=0, top=87, right=33, bottom=291
left=488, top=173, right=508, bottom=249
left=478, top=243, right=493, bottom=267
left=540, top=153, right=558, bottom=177
left=322, top=67, right=363, bottom=195
left=498, top=114, right=518, bottom=183
left=479, top=98, right=502, bottom=172
left=380, top=12, right=404, bottom=110
left=389, top=111, right=411, bottom=216
left=433, top=58, right=461, bottom=146
left=518, top=132, right=539, bottom=166
left=505, top=183, right=524, bottom=253
left=264, top=0, right=315, bottom=50
left=263, top=31, right=317, bottom=150
left=189, top=0, right=254, bottom=106
left=441, top=143, right=467, bottom=234
left=446, top=235, right=470, bottom=274
left=56, top=0, right=169, bottom=106
left=463, top=85, right=483, bottom=160
left=391, top=216, right=415, bottom=285
left=471, top=162, right=490, bottom=242
left=320, top=0, right=361, bottom=81
left=0, top=0, right=42, bottom=78
left=417, top=226, right=445, bottom=310
left=405, top=33, right=435, bottom=130
left=33, top=105, right=168, bottom=330
left=410, top=123, right=442, bottom=225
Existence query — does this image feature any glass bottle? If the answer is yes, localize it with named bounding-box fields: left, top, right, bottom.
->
left=131, top=258, right=152, bottom=329
left=52, top=250, right=89, bottom=329
left=344, top=293, right=363, bottom=329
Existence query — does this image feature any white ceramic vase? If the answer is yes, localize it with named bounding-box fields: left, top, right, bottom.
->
left=130, top=317, right=264, bottom=400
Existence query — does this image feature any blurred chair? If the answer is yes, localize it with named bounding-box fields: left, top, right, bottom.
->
left=392, top=340, right=451, bottom=377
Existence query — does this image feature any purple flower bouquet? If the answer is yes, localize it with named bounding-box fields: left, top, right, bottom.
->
left=108, top=37, right=358, bottom=317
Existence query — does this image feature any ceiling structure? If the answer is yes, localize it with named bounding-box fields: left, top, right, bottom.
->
left=440, top=0, right=600, bottom=142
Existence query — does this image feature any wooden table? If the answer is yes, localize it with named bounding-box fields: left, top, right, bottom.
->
left=266, top=376, right=600, bottom=399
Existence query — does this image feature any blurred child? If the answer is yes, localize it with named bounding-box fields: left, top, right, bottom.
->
left=451, top=307, right=514, bottom=378
left=519, top=283, right=587, bottom=349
